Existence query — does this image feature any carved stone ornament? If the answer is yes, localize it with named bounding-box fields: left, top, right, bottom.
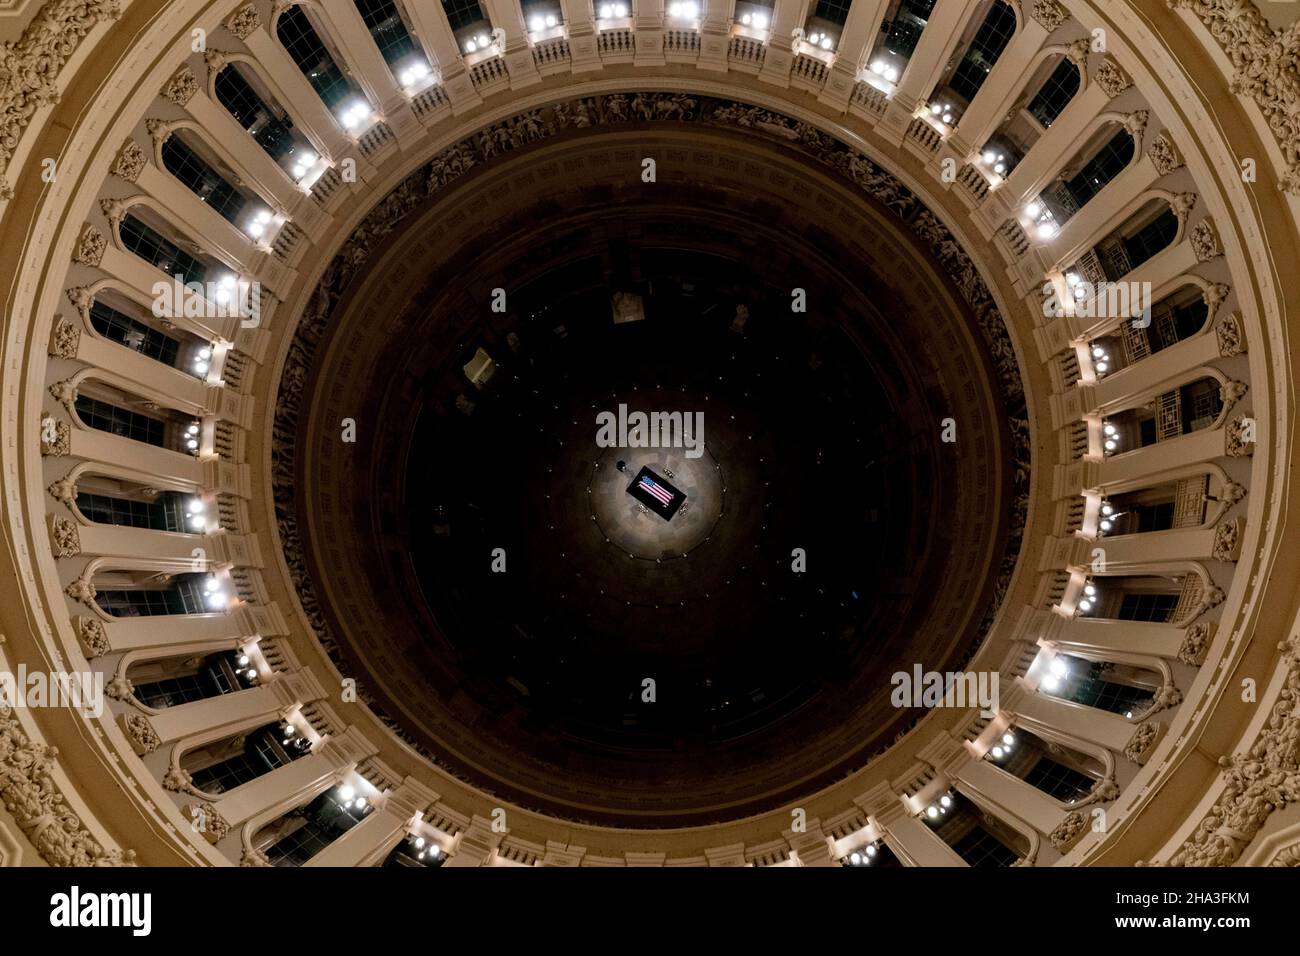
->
left=1220, top=480, right=1246, bottom=508
left=1215, top=312, right=1246, bottom=356
left=40, top=415, right=69, bottom=457
left=0, top=0, right=124, bottom=181
left=74, top=223, right=106, bottom=266
left=65, top=284, right=95, bottom=317
left=47, top=474, right=77, bottom=506
left=192, top=803, right=231, bottom=842
left=1, top=177, right=13, bottom=201
left=161, top=66, right=198, bottom=107
left=1219, top=378, right=1248, bottom=411
left=75, top=616, right=109, bottom=658
left=1179, top=623, right=1212, bottom=666
left=1190, top=217, right=1221, bottom=261
left=1065, top=38, right=1090, bottom=69
left=1168, top=0, right=1300, bottom=195
left=163, top=767, right=193, bottom=792
left=0, top=699, right=136, bottom=866
left=110, top=138, right=145, bottom=182
left=1147, top=130, right=1183, bottom=175
left=1190, top=585, right=1227, bottom=621
left=104, top=674, right=133, bottom=701
left=49, top=315, right=81, bottom=358
left=1170, top=191, right=1197, bottom=220
left=1091, top=777, right=1121, bottom=803
left=123, top=714, right=160, bottom=755
left=1049, top=810, right=1088, bottom=852
left=225, top=4, right=261, bottom=40
left=1212, top=519, right=1241, bottom=561
left=145, top=117, right=170, bottom=147
left=48, top=377, right=78, bottom=414
left=65, top=576, right=96, bottom=605
left=49, top=515, right=80, bottom=558
left=1226, top=415, right=1256, bottom=457
left=1140, top=684, right=1185, bottom=718
left=1269, top=844, right=1300, bottom=867
left=1096, top=59, right=1132, bottom=98
left=203, top=48, right=231, bottom=78
left=97, top=195, right=126, bottom=229
left=1122, top=109, right=1149, bottom=141
left=1162, top=634, right=1300, bottom=866
left=1202, top=281, right=1230, bottom=316
left=1124, top=722, right=1161, bottom=764
left=240, top=847, right=272, bottom=867
left=1031, top=0, right=1068, bottom=32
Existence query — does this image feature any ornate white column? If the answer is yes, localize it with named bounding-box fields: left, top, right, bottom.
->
left=482, top=0, right=544, bottom=86
left=121, top=669, right=327, bottom=755
left=758, top=0, right=813, bottom=86
left=818, top=0, right=891, bottom=109
left=876, top=0, right=976, bottom=142
left=401, top=0, right=483, bottom=111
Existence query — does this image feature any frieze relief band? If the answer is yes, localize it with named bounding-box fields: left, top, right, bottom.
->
left=271, top=91, right=1032, bottom=809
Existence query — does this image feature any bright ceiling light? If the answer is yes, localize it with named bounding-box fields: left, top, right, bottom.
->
left=1036, top=222, right=1057, bottom=240
left=1024, top=202, right=1041, bottom=219
left=529, top=15, right=545, bottom=30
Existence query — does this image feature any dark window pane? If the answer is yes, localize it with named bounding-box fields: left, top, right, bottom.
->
left=89, top=300, right=180, bottom=366
left=76, top=491, right=185, bottom=531
left=442, top=0, right=485, bottom=32
left=214, top=65, right=298, bottom=162
left=356, top=0, right=418, bottom=66
left=276, top=5, right=355, bottom=110
left=813, top=0, right=851, bottom=26
left=884, top=0, right=936, bottom=59
left=1027, top=58, right=1080, bottom=128
left=120, top=215, right=208, bottom=286
left=74, top=395, right=165, bottom=447
left=161, top=134, right=248, bottom=225
left=948, top=1, right=1017, bottom=103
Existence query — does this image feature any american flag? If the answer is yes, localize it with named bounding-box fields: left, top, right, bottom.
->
left=638, top=475, right=674, bottom=506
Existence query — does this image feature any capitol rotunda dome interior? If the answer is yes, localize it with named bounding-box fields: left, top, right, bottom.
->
left=1, top=0, right=1299, bottom=884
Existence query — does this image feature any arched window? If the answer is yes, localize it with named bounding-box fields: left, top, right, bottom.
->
left=214, top=64, right=300, bottom=164
left=937, top=0, right=1017, bottom=114
left=276, top=5, right=360, bottom=112
left=1087, top=285, right=1209, bottom=374
left=1096, top=474, right=1213, bottom=535
left=1027, top=56, right=1080, bottom=128
left=120, top=213, right=207, bottom=286
left=988, top=728, right=1106, bottom=803
left=875, top=0, right=936, bottom=66
left=93, top=571, right=212, bottom=618
left=76, top=484, right=191, bottom=531
left=129, top=650, right=254, bottom=707
left=160, top=133, right=254, bottom=226
left=184, top=722, right=312, bottom=795
left=256, top=784, right=374, bottom=866
left=980, top=56, right=1079, bottom=176
left=89, top=298, right=180, bottom=366
left=1102, top=375, right=1225, bottom=454
left=1039, top=125, right=1136, bottom=224
left=444, top=0, right=493, bottom=54
left=926, top=790, right=1028, bottom=866
left=1041, top=654, right=1159, bottom=717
